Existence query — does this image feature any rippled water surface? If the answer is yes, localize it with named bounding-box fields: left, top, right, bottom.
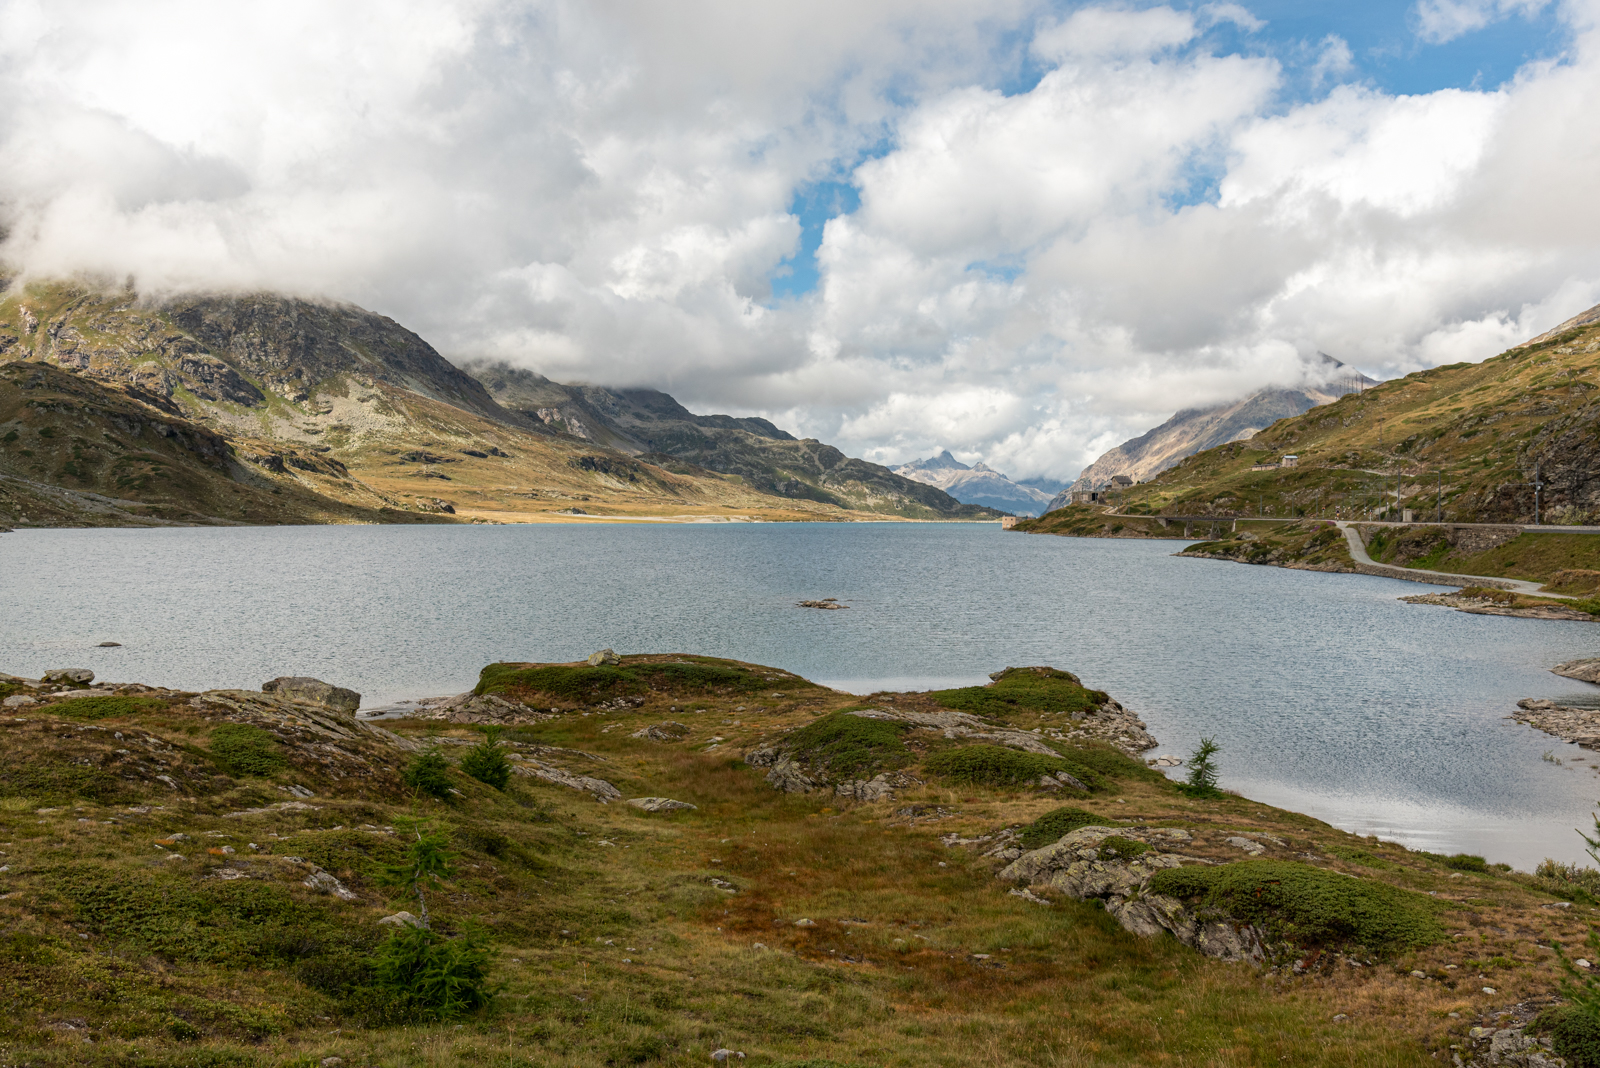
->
left=5, top=522, right=1600, bottom=869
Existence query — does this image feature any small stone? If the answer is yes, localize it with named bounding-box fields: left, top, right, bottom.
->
left=1332, top=1014, right=1348, bottom=1021
left=752, top=942, right=767, bottom=950
left=1482, top=987, right=1497, bottom=995
left=587, top=649, right=621, bottom=666
left=1580, top=959, right=1593, bottom=969
left=378, top=912, right=422, bottom=928
left=710, top=1051, right=745, bottom=1063
left=322, top=1059, right=344, bottom=1067
left=42, top=668, right=93, bottom=684
left=794, top=918, right=816, bottom=927
left=97, top=642, right=121, bottom=648
left=1410, top=970, right=1426, bottom=978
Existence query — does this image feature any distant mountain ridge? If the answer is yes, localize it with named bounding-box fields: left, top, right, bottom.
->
left=1047, top=355, right=1378, bottom=513
left=892, top=450, right=1056, bottom=516
left=465, top=363, right=998, bottom=519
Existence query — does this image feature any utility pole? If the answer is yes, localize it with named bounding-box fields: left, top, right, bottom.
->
left=1534, top=462, right=1543, bottom=526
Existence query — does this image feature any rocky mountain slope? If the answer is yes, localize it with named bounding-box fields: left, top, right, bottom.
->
left=892, top=450, right=1056, bottom=515
left=0, top=280, right=989, bottom=525
left=1056, top=356, right=1379, bottom=510
left=1094, top=305, right=1600, bottom=523
left=466, top=361, right=999, bottom=519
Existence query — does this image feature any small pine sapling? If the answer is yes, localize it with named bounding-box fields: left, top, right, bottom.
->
left=380, top=818, right=454, bottom=930
left=403, top=749, right=454, bottom=800
left=1177, top=737, right=1223, bottom=799
left=460, top=726, right=512, bottom=790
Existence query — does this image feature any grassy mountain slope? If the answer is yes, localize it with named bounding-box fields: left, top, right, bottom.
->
left=0, top=281, right=954, bottom=526
left=1, top=654, right=1583, bottom=1066
left=468, top=361, right=1001, bottom=520
left=1105, top=309, right=1600, bottom=524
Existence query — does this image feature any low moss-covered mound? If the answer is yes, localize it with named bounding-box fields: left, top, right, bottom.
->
left=209, top=723, right=286, bottom=776
left=48, top=694, right=166, bottom=720
left=785, top=712, right=912, bottom=780
left=475, top=656, right=815, bottom=705
left=924, top=744, right=1102, bottom=791
left=930, top=667, right=1107, bottom=721
left=1147, top=859, right=1445, bottom=952
left=1018, top=807, right=1105, bottom=850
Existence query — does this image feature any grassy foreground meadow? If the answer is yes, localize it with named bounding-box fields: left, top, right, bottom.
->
left=0, top=656, right=1594, bottom=1068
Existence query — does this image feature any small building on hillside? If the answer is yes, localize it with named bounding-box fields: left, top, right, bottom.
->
left=1071, top=490, right=1099, bottom=504
left=1000, top=516, right=1019, bottom=529
left=1282, top=455, right=1299, bottom=468
left=1108, top=474, right=1134, bottom=488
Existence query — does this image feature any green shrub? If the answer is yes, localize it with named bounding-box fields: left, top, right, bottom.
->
left=372, top=923, right=495, bottom=1021
left=923, top=744, right=1101, bottom=791
left=1018, top=807, right=1104, bottom=850
left=1061, top=741, right=1163, bottom=782
left=54, top=864, right=365, bottom=966
left=1441, top=853, right=1488, bottom=873
left=460, top=728, right=512, bottom=790
left=404, top=750, right=454, bottom=799
left=1099, top=836, right=1150, bottom=861
left=208, top=724, right=285, bottom=776
left=1535, top=1005, right=1600, bottom=1068
left=930, top=667, right=1106, bottom=721
left=786, top=712, right=911, bottom=779
left=1147, top=859, right=1445, bottom=952
left=293, top=829, right=409, bottom=883
left=48, top=694, right=164, bottom=720
left=1535, top=859, right=1600, bottom=904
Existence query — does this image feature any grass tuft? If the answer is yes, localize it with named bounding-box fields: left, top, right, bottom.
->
left=923, top=744, right=1102, bottom=791
left=785, top=712, right=911, bottom=779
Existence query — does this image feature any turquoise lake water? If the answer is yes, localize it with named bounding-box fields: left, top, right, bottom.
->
left=4, top=521, right=1599, bottom=870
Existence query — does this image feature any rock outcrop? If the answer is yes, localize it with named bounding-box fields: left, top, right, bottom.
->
left=1513, top=699, right=1600, bottom=749
left=997, top=826, right=1268, bottom=964
left=262, top=676, right=361, bottom=713
left=1553, top=658, right=1600, bottom=685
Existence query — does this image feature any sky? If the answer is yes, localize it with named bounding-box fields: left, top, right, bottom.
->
left=2, top=0, right=1599, bottom=480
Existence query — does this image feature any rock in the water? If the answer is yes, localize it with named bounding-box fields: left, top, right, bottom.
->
left=1554, top=658, right=1600, bottom=685
left=262, top=676, right=361, bottom=713
left=797, top=598, right=848, bottom=610
left=378, top=911, right=423, bottom=927
left=587, top=648, right=622, bottom=666
left=97, top=642, right=122, bottom=648
left=626, top=797, right=697, bottom=812
left=42, top=668, right=94, bottom=684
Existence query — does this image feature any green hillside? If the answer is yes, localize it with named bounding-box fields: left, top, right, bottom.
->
left=1106, top=317, right=1600, bottom=525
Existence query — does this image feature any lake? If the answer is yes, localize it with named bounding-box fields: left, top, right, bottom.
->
left=5, top=521, right=1599, bottom=870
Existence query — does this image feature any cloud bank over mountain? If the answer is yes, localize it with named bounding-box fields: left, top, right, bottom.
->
left=2, top=0, right=1598, bottom=480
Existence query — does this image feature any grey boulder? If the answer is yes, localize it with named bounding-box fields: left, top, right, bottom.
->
left=262, top=677, right=361, bottom=713
left=42, top=668, right=94, bottom=684
left=1554, top=658, right=1600, bottom=685
left=626, top=797, right=698, bottom=812
left=587, top=648, right=622, bottom=666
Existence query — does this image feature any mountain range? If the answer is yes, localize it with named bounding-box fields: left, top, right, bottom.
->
left=0, top=280, right=996, bottom=527
left=892, top=451, right=1062, bottom=516
left=1045, top=356, right=1379, bottom=513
